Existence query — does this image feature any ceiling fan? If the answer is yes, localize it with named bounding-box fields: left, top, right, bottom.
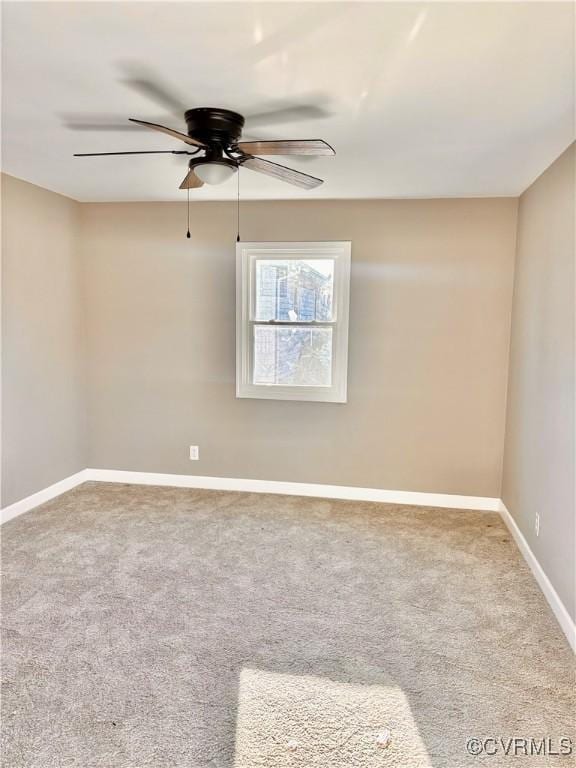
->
left=74, top=106, right=335, bottom=190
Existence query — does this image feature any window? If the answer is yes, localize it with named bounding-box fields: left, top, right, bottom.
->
left=236, top=242, right=351, bottom=402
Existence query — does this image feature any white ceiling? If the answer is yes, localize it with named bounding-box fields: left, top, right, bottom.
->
left=2, top=1, right=574, bottom=202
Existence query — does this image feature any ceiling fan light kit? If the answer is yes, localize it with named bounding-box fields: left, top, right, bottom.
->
left=194, top=160, right=237, bottom=185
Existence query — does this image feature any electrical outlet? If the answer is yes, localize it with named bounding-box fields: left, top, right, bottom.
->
left=189, top=445, right=199, bottom=461
left=535, top=513, right=540, bottom=536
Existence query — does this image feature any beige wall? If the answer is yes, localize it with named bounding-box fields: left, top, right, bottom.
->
left=3, top=162, right=573, bottom=629
left=80, top=197, right=517, bottom=497
left=1, top=174, right=86, bottom=506
left=502, top=144, right=575, bottom=621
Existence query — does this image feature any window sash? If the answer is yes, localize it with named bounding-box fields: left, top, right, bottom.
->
left=250, top=322, right=337, bottom=389
left=250, top=255, right=338, bottom=324
left=248, top=320, right=334, bottom=327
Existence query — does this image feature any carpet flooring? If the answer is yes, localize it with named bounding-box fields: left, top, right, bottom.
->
left=1, top=482, right=574, bottom=767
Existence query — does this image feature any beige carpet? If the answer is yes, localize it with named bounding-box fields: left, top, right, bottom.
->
left=1, top=482, right=574, bottom=767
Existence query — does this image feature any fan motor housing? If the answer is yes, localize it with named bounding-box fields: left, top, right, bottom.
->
left=184, top=108, right=244, bottom=145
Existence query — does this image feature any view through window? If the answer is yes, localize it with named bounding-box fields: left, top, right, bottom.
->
left=236, top=242, right=351, bottom=402
left=253, top=259, right=334, bottom=387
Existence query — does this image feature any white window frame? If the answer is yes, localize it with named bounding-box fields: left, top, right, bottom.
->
left=236, top=241, right=351, bottom=403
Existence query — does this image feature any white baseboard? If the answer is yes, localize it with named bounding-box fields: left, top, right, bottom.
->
left=2, top=469, right=572, bottom=651
left=83, top=468, right=501, bottom=511
left=0, top=469, right=500, bottom=525
left=499, top=501, right=575, bottom=652
left=0, top=469, right=89, bottom=525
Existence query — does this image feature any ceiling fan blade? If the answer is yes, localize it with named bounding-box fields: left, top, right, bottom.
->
left=179, top=168, right=204, bottom=189
left=62, top=114, right=143, bottom=132
left=129, top=118, right=206, bottom=148
left=74, top=150, right=193, bottom=157
left=236, top=139, right=335, bottom=156
left=240, top=156, right=323, bottom=190
left=63, top=112, right=169, bottom=132
left=68, top=124, right=142, bottom=132
left=244, top=104, right=331, bottom=129
left=119, top=67, right=188, bottom=116
left=122, top=78, right=187, bottom=115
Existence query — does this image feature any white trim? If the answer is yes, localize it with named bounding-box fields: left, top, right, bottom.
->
left=84, top=468, right=500, bottom=511
left=0, top=469, right=88, bottom=525
left=499, top=500, right=576, bottom=652
left=0, top=469, right=500, bottom=524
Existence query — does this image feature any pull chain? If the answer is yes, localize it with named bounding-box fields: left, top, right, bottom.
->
left=236, top=166, right=241, bottom=243
left=186, top=188, right=191, bottom=239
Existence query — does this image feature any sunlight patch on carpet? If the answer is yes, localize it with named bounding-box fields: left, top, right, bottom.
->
left=233, top=667, right=431, bottom=767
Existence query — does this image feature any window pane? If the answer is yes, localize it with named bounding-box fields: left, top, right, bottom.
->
left=253, top=325, right=333, bottom=386
left=254, top=259, right=334, bottom=322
